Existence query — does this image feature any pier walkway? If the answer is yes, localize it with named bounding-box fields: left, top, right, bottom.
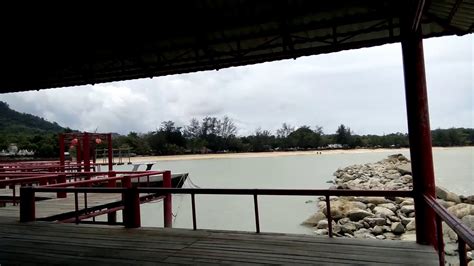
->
left=0, top=216, right=437, bottom=265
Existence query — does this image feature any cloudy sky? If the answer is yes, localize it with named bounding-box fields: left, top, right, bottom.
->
left=1, top=34, right=472, bottom=136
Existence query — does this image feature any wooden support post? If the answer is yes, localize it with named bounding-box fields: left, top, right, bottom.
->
left=163, top=170, right=172, bottom=228
left=107, top=171, right=117, bottom=187
left=107, top=211, right=117, bottom=225
left=57, top=174, right=67, bottom=198
left=59, top=134, right=65, bottom=172
left=123, top=188, right=141, bottom=228
left=107, top=133, right=113, bottom=171
left=20, top=187, right=35, bottom=222
left=76, top=139, right=82, bottom=171
left=401, top=19, right=436, bottom=246
left=83, top=133, right=91, bottom=174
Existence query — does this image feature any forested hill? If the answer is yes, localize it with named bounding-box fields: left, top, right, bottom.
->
left=0, top=101, right=64, bottom=134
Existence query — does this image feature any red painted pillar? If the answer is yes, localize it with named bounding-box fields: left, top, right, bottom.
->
left=401, top=22, right=436, bottom=246
left=76, top=139, right=82, bottom=172
left=163, top=170, right=172, bottom=228
left=107, top=133, right=113, bottom=171
left=83, top=133, right=90, bottom=174
left=59, top=134, right=65, bottom=172
left=57, top=174, right=67, bottom=198
left=123, top=187, right=141, bottom=228
left=20, top=187, right=35, bottom=222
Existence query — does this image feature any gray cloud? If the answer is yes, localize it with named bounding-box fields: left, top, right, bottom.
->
left=1, top=34, right=472, bottom=136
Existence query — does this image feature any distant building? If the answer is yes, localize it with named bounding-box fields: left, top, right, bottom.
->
left=327, top=144, right=343, bottom=149
left=7, top=143, right=18, bottom=155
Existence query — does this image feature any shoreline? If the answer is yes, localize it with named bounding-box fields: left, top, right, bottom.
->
left=128, top=146, right=471, bottom=163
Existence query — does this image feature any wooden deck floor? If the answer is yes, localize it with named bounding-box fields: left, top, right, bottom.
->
left=0, top=217, right=438, bottom=265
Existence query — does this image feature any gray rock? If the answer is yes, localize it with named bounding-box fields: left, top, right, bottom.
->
left=408, top=212, right=415, bottom=218
left=382, top=225, right=391, bottom=232
left=349, top=201, right=368, bottom=210
left=388, top=216, right=401, bottom=222
left=461, top=215, right=474, bottom=230
left=353, top=228, right=376, bottom=239
left=400, top=198, right=414, bottom=206
left=376, top=235, right=386, bottom=240
left=448, top=203, right=474, bottom=219
left=391, top=222, right=405, bottom=234
left=401, top=217, right=414, bottom=226
left=406, top=220, right=416, bottom=231
left=314, top=229, right=328, bottom=235
left=436, top=186, right=461, bottom=203
left=466, top=195, right=474, bottom=204
left=367, top=203, right=376, bottom=210
left=373, top=206, right=395, bottom=217
left=396, top=164, right=412, bottom=175
left=346, top=209, right=374, bottom=221
left=378, top=203, right=398, bottom=212
left=395, top=197, right=406, bottom=204
left=436, top=199, right=456, bottom=209
left=400, top=205, right=415, bottom=215
left=337, top=217, right=351, bottom=225
left=333, top=224, right=342, bottom=234
left=372, top=225, right=383, bottom=235
left=357, top=197, right=391, bottom=205
left=340, top=222, right=357, bottom=234
left=363, top=217, right=386, bottom=227
left=445, top=243, right=458, bottom=256
left=383, top=232, right=396, bottom=240
left=302, top=212, right=326, bottom=226
left=343, top=233, right=354, bottom=238
left=316, top=219, right=329, bottom=229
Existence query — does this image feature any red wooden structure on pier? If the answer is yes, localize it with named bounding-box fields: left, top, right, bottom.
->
left=59, top=132, right=113, bottom=173
left=0, top=1, right=472, bottom=265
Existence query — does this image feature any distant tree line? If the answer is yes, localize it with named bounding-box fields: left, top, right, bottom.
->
left=1, top=115, right=473, bottom=158
left=106, top=118, right=474, bottom=156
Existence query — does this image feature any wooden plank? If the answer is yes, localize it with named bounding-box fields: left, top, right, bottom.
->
left=0, top=218, right=438, bottom=265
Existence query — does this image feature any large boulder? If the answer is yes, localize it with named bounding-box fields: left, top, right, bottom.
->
left=373, top=206, right=395, bottom=217
left=391, top=222, right=405, bottom=235
left=346, top=209, right=374, bottom=221
left=406, top=220, right=416, bottom=231
left=400, top=198, right=414, bottom=206
left=436, top=186, right=461, bottom=203
left=321, top=200, right=370, bottom=220
left=400, top=205, right=415, bottom=215
left=372, top=225, right=383, bottom=235
left=465, top=195, right=474, bottom=204
left=396, top=164, right=412, bottom=175
left=364, top=217, right=387, bottom=227
left=447, top=203, right=474, bottom=219
left=461, top=215, right=474, bottom=230
left=356, top=197, right=391, bottom=205
left=436, top=199, right=456, bottom=209
left=316, top=219, right=329, bottom=229
left=354, top=228, right=376, bottom=239
left=340, top=222, right=357, bottom=234
left=302, top=212, right=326, bottom=227
left=378, top=203, right=398, bottom=212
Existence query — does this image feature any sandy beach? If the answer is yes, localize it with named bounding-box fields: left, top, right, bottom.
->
left=128, top=147, right=421, bottom=163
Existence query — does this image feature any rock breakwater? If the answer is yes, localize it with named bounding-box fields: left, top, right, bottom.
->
left=303, top=154, right=474, bottom=264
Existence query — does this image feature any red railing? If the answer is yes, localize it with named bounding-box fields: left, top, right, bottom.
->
left=424, top=195, right=474, bottom=266
left=16, top=186, right=474, bottom=265
left=0, top=171, right=166, bottom=205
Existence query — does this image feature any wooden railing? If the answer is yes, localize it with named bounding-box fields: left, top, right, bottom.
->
left=424, top=195, right=474, bottom=266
